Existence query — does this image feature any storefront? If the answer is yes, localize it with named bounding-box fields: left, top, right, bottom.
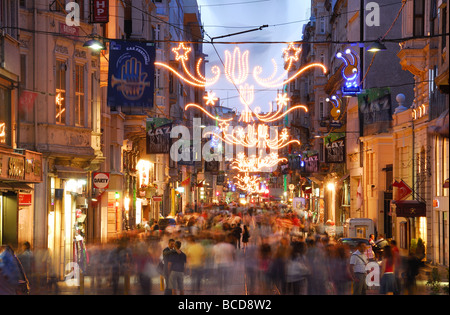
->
left=392, top=200, right=427, bottom=255
left=0, top=148, right=43, bottom=249
left=47, top=164, right=89, bottom=279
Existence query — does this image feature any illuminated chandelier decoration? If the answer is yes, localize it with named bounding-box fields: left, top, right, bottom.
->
left=156, top=42, right=327, bottom=193
left=231, top=152, right=287, bottom=173
left=233, top=172, right=265, bottom=194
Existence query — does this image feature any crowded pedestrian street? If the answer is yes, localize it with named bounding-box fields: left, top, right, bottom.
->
left=11, top=208, right=447, bottom=296
left=0, top=0, right=448, bottom=301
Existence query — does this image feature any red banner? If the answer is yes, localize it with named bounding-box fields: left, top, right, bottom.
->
left=91, top=0, right=109, bottom=23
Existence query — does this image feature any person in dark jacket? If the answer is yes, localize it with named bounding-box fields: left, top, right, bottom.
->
left=162, top=238, right=176, bottom=295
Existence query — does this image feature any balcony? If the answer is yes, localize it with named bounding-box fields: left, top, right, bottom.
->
left=397, top=39, right=429, bottom=76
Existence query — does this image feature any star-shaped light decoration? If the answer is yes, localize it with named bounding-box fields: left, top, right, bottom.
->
left=172, top=43, right=192, bottom=61
left=276, top=93, right=290, bottom=107
left=204, top=90, right=218, bottom=106
left=283, top=43, right=302, bottom=63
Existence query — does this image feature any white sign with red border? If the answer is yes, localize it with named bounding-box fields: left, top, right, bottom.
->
left=93, top=172, right=110, bottom=189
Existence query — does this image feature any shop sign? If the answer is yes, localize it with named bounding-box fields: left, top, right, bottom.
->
left=146, top=121, right=172, bottom=154
left=93, top=172, right=110, bottom=189
left=59, top=22, right=79, bottom=40
left=25, top=151, right=43, bottom=183
left=152, top=196, right=162, bottom=202
left=325, top=136, right=345, bottom=163
left=90, top=0, right=109, bottom=23
left=394, top=200, right=426, bottom=217
left=304, top=154, right=319, bottom=173
left=8, top=157, right=25, bottom=180
left=18, top=193, right=32, bottom=206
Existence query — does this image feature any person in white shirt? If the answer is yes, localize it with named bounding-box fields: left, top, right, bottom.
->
left=212, top=234, right=236, bottom=293
left=350, top=242, right=369, bottom=295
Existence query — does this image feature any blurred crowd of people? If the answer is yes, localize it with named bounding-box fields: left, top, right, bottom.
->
left=7, top=206, right=426, bottom=295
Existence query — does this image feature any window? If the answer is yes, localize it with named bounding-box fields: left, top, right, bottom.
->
left=320, top=17, right=326, bottom=34
left=430, top=0, right=438, bottom=36
left=56, top=60, right=66, bottom=124
left=413, top=0, right=425, bottom=37
left=0, top=0, right=19, bottom=38
left=0, top=85, right=11, bottom=145
left=20, top=55, right=27, bottom=91
left=75, top=64, right=85, bottom=126
left=442, top=6, right=447, bottom=52
left=385, top=164, right=393, bottom=192
left=91, top=72, right=96, bottom=130
left=319, top=140, right=324, bottom=162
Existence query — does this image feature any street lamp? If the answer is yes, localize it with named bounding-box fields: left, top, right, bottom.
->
left=83, top=38, right=106, bottom=51
left=367, top=39, right=387, bottom=53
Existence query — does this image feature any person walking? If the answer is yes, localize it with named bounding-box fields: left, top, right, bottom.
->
left=242, top=225, right=250, bottom=251
left=17, top=241, right=34, bottom=284
left=185, top=235, right=206, bottom=293
left=232, top=224, right=243, bottom=249
left=162, top=238, right=176, bottom=295
left=212, top=234, right=236, bottom=293
left=380, top=245, right=398, bottom=295
left=350, top=242, right=368, bottom=295
left=167, top=241, right=187, bottom=295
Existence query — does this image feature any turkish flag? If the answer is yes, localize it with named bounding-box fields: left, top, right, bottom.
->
left=396, top=180, right=412, bottom=201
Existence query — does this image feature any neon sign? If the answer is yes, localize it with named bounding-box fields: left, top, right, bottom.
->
left=336, top=48, right=361, bottom=95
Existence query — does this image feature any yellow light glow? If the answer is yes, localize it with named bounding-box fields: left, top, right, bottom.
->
left=0, top=122, right=5, bottom=143
left=137, top=159, right=152, bottom=187
left=124, top=196, right=130, bottom=211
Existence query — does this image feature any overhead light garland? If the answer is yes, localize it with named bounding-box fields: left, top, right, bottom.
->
left=156, top=42, right=327, bottom=192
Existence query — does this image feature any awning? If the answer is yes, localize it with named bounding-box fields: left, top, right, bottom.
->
left=0, top=182, right=34, bottom=191
left=54, top=165, right=87, bottom=179
left=393, top=200, right=426, bottom=217
left=0, top=182, right=12, bottom=190
left=7, top=182, right=34, bottom=191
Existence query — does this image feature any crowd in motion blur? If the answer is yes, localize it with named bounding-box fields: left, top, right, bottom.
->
left=2, top=205, right=426, bottom=295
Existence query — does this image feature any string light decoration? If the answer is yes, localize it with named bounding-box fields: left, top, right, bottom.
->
left=156, top=42, right=327, bottom=191
left=233, top=172, right=264, bottom=194
left=155, top=43, right=221, bottom=87
left=231, top=152, right=287, bottom=173
left=204, top=122, right=300, bottom=150
left=204, top=90, right=219, bottom=106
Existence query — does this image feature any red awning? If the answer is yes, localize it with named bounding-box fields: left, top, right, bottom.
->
left=394, top=200, right=426, bottom=217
